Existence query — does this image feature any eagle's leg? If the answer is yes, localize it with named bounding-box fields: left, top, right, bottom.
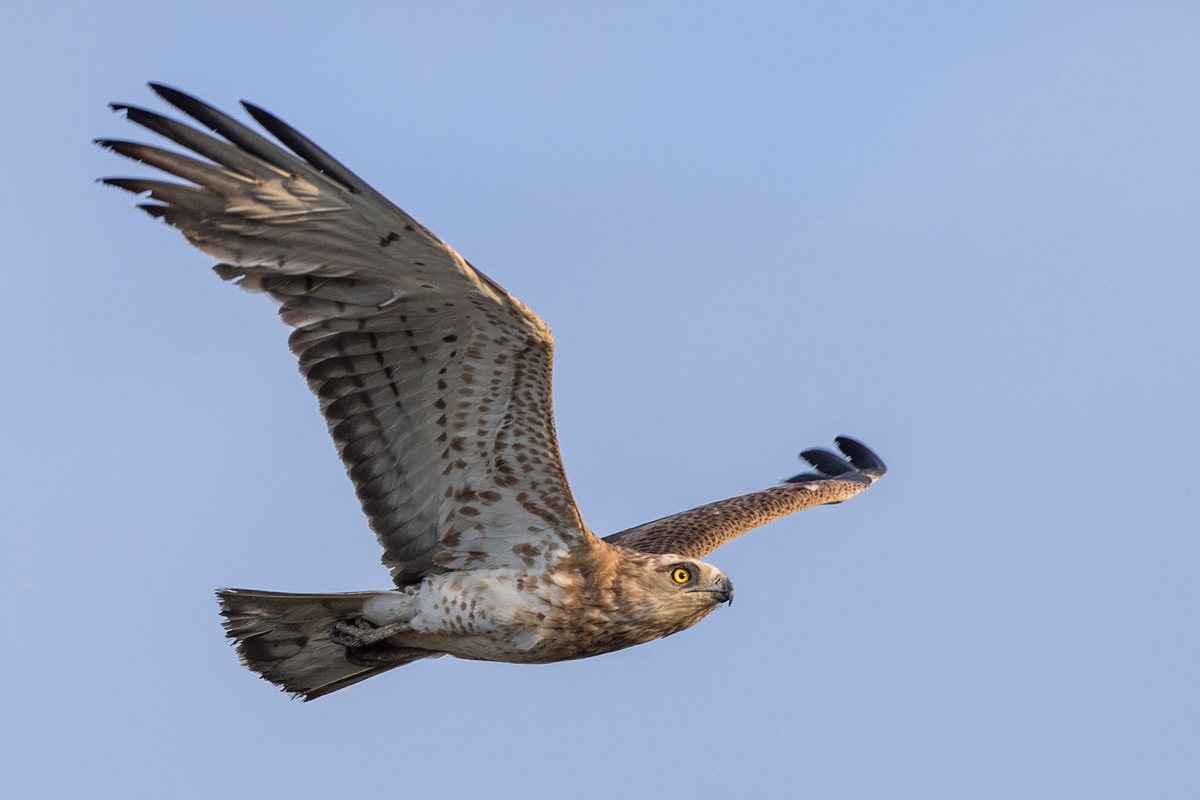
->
left=330, top=618, right=407, bottom=648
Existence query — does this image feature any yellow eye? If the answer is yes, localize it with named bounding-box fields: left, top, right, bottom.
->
left=671, top=567, right=691, bottom=584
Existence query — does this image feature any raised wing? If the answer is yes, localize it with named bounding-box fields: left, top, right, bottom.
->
left=102, top=84, right=593, bottom=585
left=603, top=437, right=885, bottom=558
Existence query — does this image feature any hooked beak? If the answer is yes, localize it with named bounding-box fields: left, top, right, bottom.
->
left=717, top=576, right=734, bottom=606
left=692, top=576, right=735, bottom=606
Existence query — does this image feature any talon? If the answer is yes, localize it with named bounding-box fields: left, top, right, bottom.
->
left=330, top=618, right=376, bottom=647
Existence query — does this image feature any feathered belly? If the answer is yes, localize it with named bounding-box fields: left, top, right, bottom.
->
left=391, top=567, right=674, bottom=664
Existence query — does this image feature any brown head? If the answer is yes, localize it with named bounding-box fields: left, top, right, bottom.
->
left=606, top=550, right=735, bottom=642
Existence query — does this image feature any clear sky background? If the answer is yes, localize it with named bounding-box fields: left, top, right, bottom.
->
left=2, top=2, right=1197, bottom=798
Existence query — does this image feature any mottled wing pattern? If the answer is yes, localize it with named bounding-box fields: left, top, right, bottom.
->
left=603, top=437, right=885, bottom=558
left=102, top=85, right=592, bottom=585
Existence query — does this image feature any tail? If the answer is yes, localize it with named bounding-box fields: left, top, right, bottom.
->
left=217, top=589, right=438, bottom=700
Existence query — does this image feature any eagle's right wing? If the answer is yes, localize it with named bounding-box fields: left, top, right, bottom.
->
left=602, top=437, right=885, bottom=558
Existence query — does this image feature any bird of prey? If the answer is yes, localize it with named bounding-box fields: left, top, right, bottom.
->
left=101, top=84, right=886, bottom=700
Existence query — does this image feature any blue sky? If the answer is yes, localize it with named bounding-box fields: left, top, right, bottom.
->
left=3, top=2, right=1197, bottom=797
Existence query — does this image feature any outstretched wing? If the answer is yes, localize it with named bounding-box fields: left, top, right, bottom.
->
left=102, top=84, right=593, bottom=585
left=603, top=437, right=885, bottom=558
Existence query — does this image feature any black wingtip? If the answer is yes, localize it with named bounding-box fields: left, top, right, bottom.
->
left=108, top=103, right=159, bottom=125
left=93, top=138, right=141, bottom=155
left=99, top=177, right=144, bottom=194
left=147, top=82, right=190, bottom=105
left=108, top=102, right=139, bottom=117
left=239, top=100, right=291, bottom=146
left=783, top=436, right=887, bottom=484
left=799, top=447, right=856, bottom=476
left=238, top=99, right=367, bottom=196
left=138, top=204, right=170, bottom=219
left=146, top=83, right=226, bottom=132
left=239, top=100, right=271, bottom=124
left=834, top=436, right=887, bottom=477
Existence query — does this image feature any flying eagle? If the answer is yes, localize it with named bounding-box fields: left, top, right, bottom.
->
left=101, top=84, right=886, bottom=700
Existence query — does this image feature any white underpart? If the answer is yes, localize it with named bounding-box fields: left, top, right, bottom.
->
left=361, top=592, right=416, bottom=625
left=358, top=567, right=575, bottom=659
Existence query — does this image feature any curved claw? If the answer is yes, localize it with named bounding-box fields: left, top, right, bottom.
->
left=783, top=436, right=887, bottom=484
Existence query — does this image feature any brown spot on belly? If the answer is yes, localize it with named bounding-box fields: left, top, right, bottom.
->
left=512, top=542, right=541, bottom=558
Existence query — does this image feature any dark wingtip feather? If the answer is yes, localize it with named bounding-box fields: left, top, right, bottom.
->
left=834, top=436, right=887, bottom=477
left=239, top=100, right=282, bottom=130
left=93, top=139, right=140, bottom=159
left=109, top=103, right=160, bottom=126
left=147, top=82, right=196, bottom=109
left=100, top=177, right=146, bottom=194
left=781, top=437, right=887, bottom=484
left=240, top=99, right=365, bottom=195
left=239, top=101, right=304, bottom=153
left=137, top=204, right=170, bottom=219
left=800, top=448, right=855, bottom=475
left=148, top=83, right=234, bottom=137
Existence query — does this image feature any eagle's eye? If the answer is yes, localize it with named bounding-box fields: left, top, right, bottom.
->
left=671, top=567, right=691, bottom=584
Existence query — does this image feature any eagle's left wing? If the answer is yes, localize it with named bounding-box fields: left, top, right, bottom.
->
left=602, top=437, right=885, bottom=558
left=101, top=85, right=596, bottom=585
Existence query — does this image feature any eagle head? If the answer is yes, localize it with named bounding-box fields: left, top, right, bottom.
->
left=611, top=553, right=735, bottom=641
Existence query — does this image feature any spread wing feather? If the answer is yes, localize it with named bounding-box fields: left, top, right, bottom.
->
left=102, top=84, right=592, bottom=585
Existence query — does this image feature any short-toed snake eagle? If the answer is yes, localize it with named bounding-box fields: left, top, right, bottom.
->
left=102, top=84, right=886, bottom=699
